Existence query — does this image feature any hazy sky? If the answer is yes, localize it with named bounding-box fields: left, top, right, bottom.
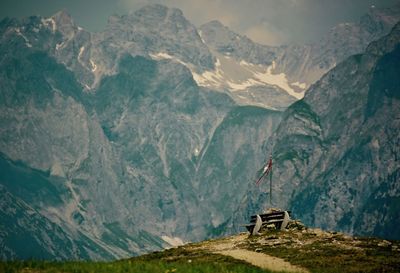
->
left=1, top=0, right=399, bottom=45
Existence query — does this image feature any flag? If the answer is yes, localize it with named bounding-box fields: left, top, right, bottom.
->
left=256, top=157, right=272, bottom=186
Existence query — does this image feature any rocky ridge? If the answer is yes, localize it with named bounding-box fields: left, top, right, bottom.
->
left=273, top=4, right=400, bottom=86
left=0, top=7, right=282, bottom=259
left=233, top=21, right=400, bottom=241
left=135, top=222, right=400, bottom=273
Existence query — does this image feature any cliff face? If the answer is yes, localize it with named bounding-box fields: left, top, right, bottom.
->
left=0, top=4, right=399, bottom=260
left=235, top=22, right=400, bottom=240
left=273, top=5, right=400, bottom=86
left=0, top=8, right=281, bottom=259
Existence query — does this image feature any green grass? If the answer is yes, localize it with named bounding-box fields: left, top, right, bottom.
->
left=243, top=230, right=400, bottom=273
left=0, top=260, right=271, bottom=273
left=0, top=260, right=265, bottom=273
left=3, top=229, right=400, bottom=273
left=0, top=250, right=272, bottom=273
left=130, top=246, right=273, bottom=273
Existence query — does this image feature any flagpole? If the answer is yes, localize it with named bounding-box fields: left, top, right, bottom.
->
left=270, top=166, right=272, bottom=205
left=255, top=156, right=273, bottom=206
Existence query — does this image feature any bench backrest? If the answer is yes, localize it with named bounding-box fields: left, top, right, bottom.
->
left=249, top=211, right=291, bottom=224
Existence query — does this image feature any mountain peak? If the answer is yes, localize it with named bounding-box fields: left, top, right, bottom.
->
left=51, top=9, right=74, bottom=27
left=41, top=9, right=78, bottom=37
left=359, top=4, right=400, bottom=34
left=133, top=4, right=168, bottom=17
left=103, top=3, right=215, bottom=71
left=199, top=20, right=237, bottom=45
left=202, top=20, right=226, bottom=29
left=131, top=4, right=185, bottom=22
left=366, top=20, right=400, bottom=56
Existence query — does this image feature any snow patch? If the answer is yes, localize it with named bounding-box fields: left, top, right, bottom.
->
left=215, top=58, right=221, bottom=67
left=14, top=28, right=32, bottom=47
left=192, top=57, right=305, bottom=99
left=90, top=59, right=97, bottom=72
left=77, top=46, right=88, bottom=69
left=41, top=18, right=56, bottom=32
left=50, top=161, right=65, bottom=177
left=291, top=81, right=308, bottom=89
left=149, top=52, right=174, bottom=60
left=198, top=30, right=206, bottom=44
left=239, top=60, right=252, bottom=66
left=252, top=63, right=303, bottom=99
left=126, top=165, right=138, bottom=177
left=190, top=57, right=227, bottom=88
left=161, top=235, right=184, bottom=247
left=56, top=42, right=65, bottom=51
left=149, top=52, right=224, bottom=90
left=149, top=52, right=191, bottom=68
left=371, top=139, right=380, bottom=149
left=227, top=79, right=259, bottom=91
left=78, top=46, right=85, bottom=60
left=149, top=52, right=305, bottom=100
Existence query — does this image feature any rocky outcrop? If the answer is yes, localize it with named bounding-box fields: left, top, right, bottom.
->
left=0, top=20, right=281, bottom=259
left=199, top=20, right=279, bottom=66
left=235, top=22, right=400, bottom=240
left=273, top=4, right=400, bottom=86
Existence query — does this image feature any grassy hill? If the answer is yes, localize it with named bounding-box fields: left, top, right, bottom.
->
left=2, top=225, right=400, bottom=273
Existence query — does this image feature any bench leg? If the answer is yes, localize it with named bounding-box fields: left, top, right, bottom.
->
left=252, top=215, right=262, bottom=235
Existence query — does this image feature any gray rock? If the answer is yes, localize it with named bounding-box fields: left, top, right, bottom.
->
left=235, top=22, right=400, bottom=241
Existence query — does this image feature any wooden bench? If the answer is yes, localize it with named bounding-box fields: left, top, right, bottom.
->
left=245, top=210, right=291, bottom=235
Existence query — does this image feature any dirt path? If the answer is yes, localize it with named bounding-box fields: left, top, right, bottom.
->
left=197, top=234, right=309, bottom=273
left=216, top=249, right=308, bottom=273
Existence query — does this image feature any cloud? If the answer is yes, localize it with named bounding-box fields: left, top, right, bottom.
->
left=2, top=0, right=399, bottom=45
left=117, top=0, right=400, bottom=45
left=244, top=23, right=288, bottom=46
left=119, top=0, right=239, bottom=26
left=1, top=0, right=398, bottom=45
left=116, top=0, right=321, bottom=45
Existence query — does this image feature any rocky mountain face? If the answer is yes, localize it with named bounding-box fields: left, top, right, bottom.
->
left=274, top=4, right=400, bottom=86
left=0, top=3, right=399, bottom=260
left=193, top=4, right=400, bottom=99
left=194, top=5, right=400, bottom=108
left=0, top=5, right=282, bottom=260
left=101, top=5, right=215, bottom=71
left=197, top=20, right=299, bottom=109
left=199, top=20, right=278, bottom=67
left=234, top=22, right=400, bottom=240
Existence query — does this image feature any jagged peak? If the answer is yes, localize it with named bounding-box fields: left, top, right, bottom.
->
left=106, top=4, right=190, bottom=29
left=199, top=20, right=239, bottom=41
left=139, top=3, right=183, bottom=17
left=51, top=9, right=74, bottom=26
left=359, top=4, right=400, bottom=31
left=200, top=20, right=246, bottom=41
left=201, top=20, right=226, bottom=29
left=366, top=20, right=400, bottom=55
left=132, top=4, right=168, bottom=17
left=126, top=4, right=186, bottom=23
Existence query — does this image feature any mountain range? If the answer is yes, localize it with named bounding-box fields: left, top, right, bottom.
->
left=0, top=3, right=399, bottom=260
left=232, top=18, right=400, bottom=241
